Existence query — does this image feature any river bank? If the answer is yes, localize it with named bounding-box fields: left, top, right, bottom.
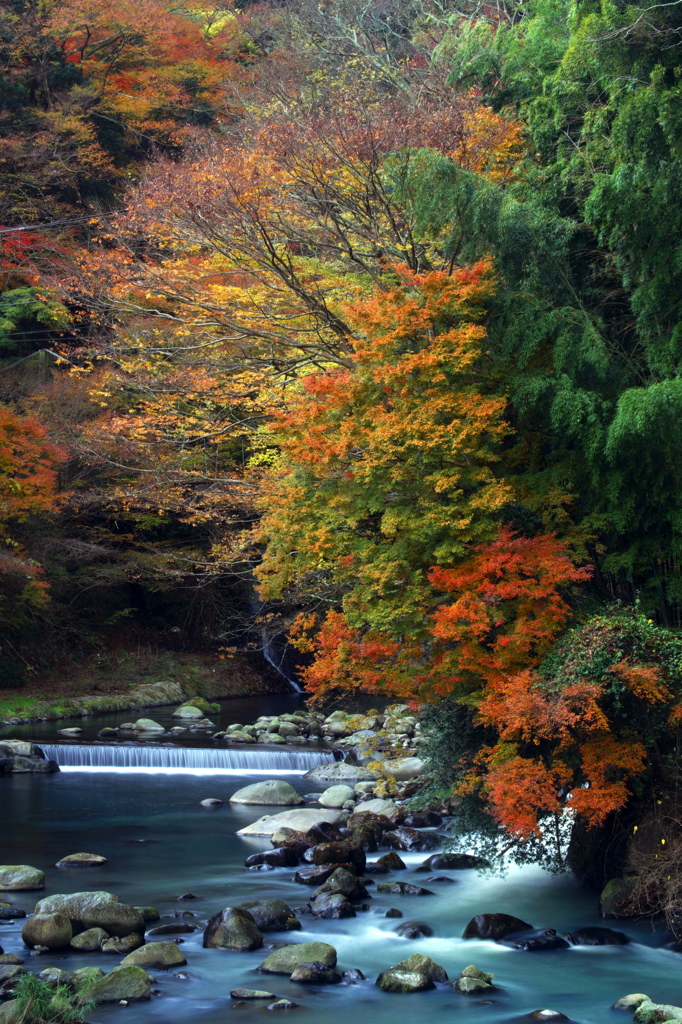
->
left=0, top=652, right=289, bottom=727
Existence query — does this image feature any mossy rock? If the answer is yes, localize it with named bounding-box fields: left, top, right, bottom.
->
left=179, top=697, right=220, bottom=714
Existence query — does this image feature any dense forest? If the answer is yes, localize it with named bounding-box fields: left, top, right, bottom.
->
left=3, top=0, right=682, bottom=898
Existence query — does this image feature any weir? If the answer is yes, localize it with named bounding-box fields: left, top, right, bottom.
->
left=41, top=743, right=334, bottom=775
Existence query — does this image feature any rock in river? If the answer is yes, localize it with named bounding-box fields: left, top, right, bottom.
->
left=463, top=913, right=533, bottom=940
left=230, top=781, right=304, bottom=806
left=311, top=894, right=355, bottom=919
left=82, top=901, right=145, bottom=937
left=290, top=961, right=342, bottom=984
left=70, top=928, right=108, bottom=951
left=376, top=882, right=434, bottom=896
left=237, top=809, right=342, bottom=836
left=203, top=908, right=263, bottom=951
left=0, top=866, right=45, bottom=892
left=101, top=932, right=144, bottom=954
left=35, top=891, right=120, bottom=929
left=303, top=763, right=378, bottom=783
left=22, top=913, right=72, bottom=949
left=394, top=922, right=432, bottom=939
left=417, top=853, right=490, bottom=871
left=376, top=954, right=448, bottom=993
left=613, top=995, right=650, bottom=1011
left=383, top=827, right=440, bottom=853
left=121, top=941, right=187, bottom=968
left=55, top=853, right=107, bottom=869
left=258, top=942, right=337, bottom=974
left=319, top=785, right=355, bottom=808
left=231, top=989, right=276, bottom=1000
left=453, top=965, right=494, bottom=994
left=83, top=965, right=151, bottom=1003
left=235, top=900, right=301, bottom=932
left=567, top=926, right=628, bottom=946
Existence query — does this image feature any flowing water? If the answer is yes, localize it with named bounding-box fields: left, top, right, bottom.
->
left=1, top=697, right=679, bottom=1024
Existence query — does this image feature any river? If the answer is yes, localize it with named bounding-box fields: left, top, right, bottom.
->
left=1, top=696, right=678, bottom=1024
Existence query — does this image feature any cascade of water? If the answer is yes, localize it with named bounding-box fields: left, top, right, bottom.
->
left=41, top=743, right=333, bottom=774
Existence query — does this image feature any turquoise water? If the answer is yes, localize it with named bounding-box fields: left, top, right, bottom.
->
left=1, top=717, right=679, bottom=1024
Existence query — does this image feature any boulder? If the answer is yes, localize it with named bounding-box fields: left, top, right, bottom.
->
left=237, top=809, right=342, bottom=836
left=35, top=891, right=119, bottom=929
left=294, top=865, right=347, bottom=886
left=147, top=923, right=197, bottom=936
left=635, top=1002, right=682, bottom=1024
left=311, top=894, right=356, bottom=919
left=381, top=757, right=424, bottom=781
left=172, top=705, right=204, bottom=719
left=600, top=877, right=637, bottom=917
left=70, top=927, right=108, bottom=951
left=133, top=718, right=164, bottom=732
left=311, top=841, right=365, bottom=871
left=613, top=995, right=650, bottom=1011
left=463, top=913, right=533, bottom=940
left=509, top=931, right=570, bottom=952
left=55, top=853, right=107, bottom=869
left=230, top=781, right=304, bottom=806
left=101, top=932, right=144, bottom=954
left=258, top=942, right=337, bottom=974
left=200, top=798, right=222, bottom=808
left=82, top=901, right=145, bottom=936
left=302, top=763, right=379, bottom=783
left=22, top=913, right=72, bottom=949
left=567, top=926, right=628, bottom=946
left=0, top=1002, right=21, bottom=1024
left=83, top=964, right=152, bottom=1003
left=453, top=965, right=494, bottom=994
left=394, top=921, right=432, bottom=939
left=426, top=875, right=457, bottom=884
left=353, top=798, right=399, bottom=818
left=289, top=961, right=342, bottom=984
left=0, top=957, right=24, bottom=966
left=375, top=852, right=406, bottom=871
left=376, top=882, right=434, bottom=896
left=58, top=728, right=82, bottom=736
left=231, top=989, right=276, bottom=999
left=267, top=999, right=299, bottom=1010
left=527, top=1012, right=570, bottom=1021
left=235, top=900, right=301, bottom=932
left=203, top=908, right=263, bottom=951
left=135, top=906, right=160, bottom=923
left=0, top=741, right=33, bottom=756
left=313, top=867, right=369, bottom=901
left=402, top=813, right=442, bottom=828
left=417, top=853, right=490, bottom=871
left=385, top=908, right=403, bottom=918
left=0, top=965, right=27, bottom=989
left=121, top=941, right=187, bottom=968
left=319, top=785, right=355, bottom=809
left=0, top=904, right=25, bottom=920
left=0, top=866, right=45, bottom=891
left=376, top=954, right=448, bottom=993
left=246, top=848, right=299, bottom=869
left=383, top=827, right=440, bottom=853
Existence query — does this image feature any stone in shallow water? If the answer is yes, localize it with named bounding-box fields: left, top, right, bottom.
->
left=394, top=921, right=432, bottom=939
left=56, top=853, right=107, bottom=868
left=203, top=908, right=263, bottom=952
left=289, top=961, right=342, bottom=984
left=527, top=1012, right=570, bottom=1022
left=376, top=954, right=448, bottom=993
left=453, top=964, right=494, bottom=994
left=613, top=995, right=650, bottom=1011
left=258, top=942, right=337, bottom=974
left=267, top=1000, right=299, bottom=1010
left=101, top=932, right=144, bottom=955
left=22, top=913, right=72, bottom=950
left=376, top=882, right=434, bottom=896
left=83, top=964, right=151, bottom=1003
left=230, top=781, right=303, bottom=806
left=0, top=903, right=25, bottom=920
left=235, top=900, right=301, bottom=932
left=230, top=989, right=276, bottom=1000
left=237, top=809, right=342, bottom=836
left=199, top=798, right=222, bottom=808
left=121, top=941, right=187, bottom=968
left=0, top=866, right=45, bottom=892
left=70, top=927, right=108, bottom=951
left=463, top=913, right=533, bottom=940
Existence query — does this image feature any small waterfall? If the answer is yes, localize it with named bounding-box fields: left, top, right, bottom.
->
left=41, top=743, right=334, bottom=775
